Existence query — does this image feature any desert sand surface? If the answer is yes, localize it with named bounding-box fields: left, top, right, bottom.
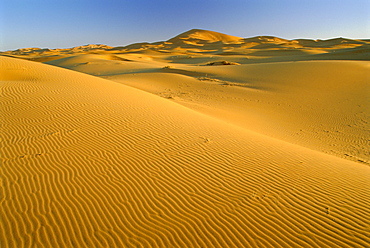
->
left=1, top=29, right=369, bottom=247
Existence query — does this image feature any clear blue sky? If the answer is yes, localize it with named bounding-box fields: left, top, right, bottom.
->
left=1, top=0, right=369, bottom=51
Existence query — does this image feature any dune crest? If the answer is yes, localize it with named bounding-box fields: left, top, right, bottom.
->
left=2, top=29, right=369, bottom=61
left=168, top=29, right=243, bottom=43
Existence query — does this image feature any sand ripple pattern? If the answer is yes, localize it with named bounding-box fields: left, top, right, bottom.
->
left=1, top=57, right=369, bottom=248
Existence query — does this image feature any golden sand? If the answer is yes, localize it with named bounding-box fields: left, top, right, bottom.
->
left=1, top=29, right=369, bottom=247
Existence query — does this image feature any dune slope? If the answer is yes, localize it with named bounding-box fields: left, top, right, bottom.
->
left=42, top=53, right=370, bottom=165
left=1, top=56, right=369, bottom=248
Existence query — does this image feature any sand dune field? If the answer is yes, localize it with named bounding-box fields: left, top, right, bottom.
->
left=1, top=29, right=369, bottom=247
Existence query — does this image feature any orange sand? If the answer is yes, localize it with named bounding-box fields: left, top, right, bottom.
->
left=1, top=29, right=369, bottom=247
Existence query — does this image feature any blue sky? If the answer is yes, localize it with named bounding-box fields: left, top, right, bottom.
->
left=1, top=0, right=369, bottom=51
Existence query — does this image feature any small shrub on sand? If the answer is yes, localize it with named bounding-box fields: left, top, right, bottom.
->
left=197, top=77, right=222, bottom=82
left=206, top=61, right=240, bottom=66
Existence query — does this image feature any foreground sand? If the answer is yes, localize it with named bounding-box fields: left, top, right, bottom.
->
left=1, top=57, right=369, bottom=247
left=1, top=30, right=370, bottom=247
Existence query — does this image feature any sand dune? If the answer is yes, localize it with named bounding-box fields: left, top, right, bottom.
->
left=1, top=30, right=370, bottom=247
left=40, top=50, right=370, bottom=165
left=2, top=29, right=369, bottom=62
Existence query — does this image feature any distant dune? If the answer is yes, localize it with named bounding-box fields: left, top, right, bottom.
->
left=2, top=29, right=369, bottom=62
left=1, top=29, right=369, bottom=247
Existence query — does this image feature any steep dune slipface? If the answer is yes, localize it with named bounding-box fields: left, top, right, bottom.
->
left=1, top=56, right=369, bottom=247
left=168, top=29, right=243, bottom=44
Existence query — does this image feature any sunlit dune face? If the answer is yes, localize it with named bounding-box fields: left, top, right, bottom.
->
left=1, top=29, right=369, bottom=248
